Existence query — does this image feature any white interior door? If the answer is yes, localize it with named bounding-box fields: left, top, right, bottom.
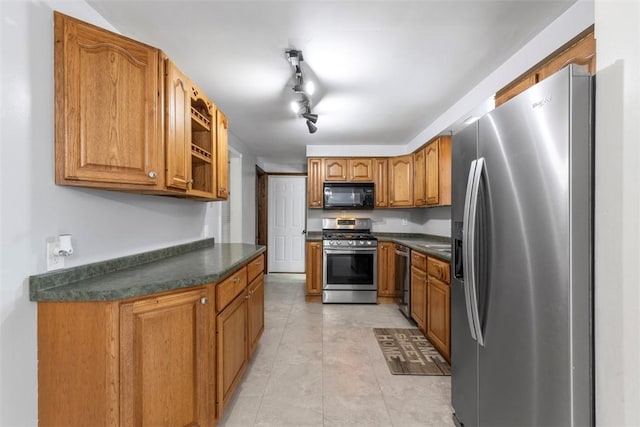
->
left=268, top=176, right=306, bottom=272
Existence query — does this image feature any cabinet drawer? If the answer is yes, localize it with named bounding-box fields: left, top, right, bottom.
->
left=247, top=254, right=265, bottom=283
left=411, top=251, right=427, bottom=271
left=427, top=257, right=450, bottom=283
left=217, top=267, right=247, bottom=312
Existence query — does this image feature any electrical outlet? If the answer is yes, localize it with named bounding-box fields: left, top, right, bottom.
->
left=402, top=218, right=408, bottom=226
left=46, top=242, right=64, bottom=271
left=203, top=225, right=210, bottom=237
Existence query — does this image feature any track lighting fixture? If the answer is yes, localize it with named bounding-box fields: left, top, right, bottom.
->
left=302, top=106, right=317, bottom=124
left=286, top=48, right=319, bottom=134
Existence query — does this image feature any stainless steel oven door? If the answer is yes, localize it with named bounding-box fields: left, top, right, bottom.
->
left=322, top=247, right=377, bottom=290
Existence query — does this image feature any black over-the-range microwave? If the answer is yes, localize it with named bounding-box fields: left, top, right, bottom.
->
left=323, top=182, right=374, bottom=209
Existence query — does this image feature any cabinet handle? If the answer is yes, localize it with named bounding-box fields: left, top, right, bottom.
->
left=200, top=297, right=208, bottom=305
left=148, top=171, right=157, bottom=178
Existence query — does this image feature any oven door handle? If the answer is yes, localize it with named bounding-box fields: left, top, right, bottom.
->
left=323, top=248, right=377, bottom=255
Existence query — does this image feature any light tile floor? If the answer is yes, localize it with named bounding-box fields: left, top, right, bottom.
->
left=218, top=273, right=454, bottom=427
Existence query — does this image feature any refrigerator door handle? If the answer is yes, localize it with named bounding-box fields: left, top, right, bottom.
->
left=462, top=159, right=478, bottom=342
left=468, top=157, right=485, bottom=347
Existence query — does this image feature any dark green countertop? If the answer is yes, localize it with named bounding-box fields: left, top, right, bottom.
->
left=306, top=232, right=451, bottom=262
left=30, top=239, right=266, bottom=302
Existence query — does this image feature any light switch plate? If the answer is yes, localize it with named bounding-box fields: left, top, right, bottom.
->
left=46, top=242, right=64, bottom=271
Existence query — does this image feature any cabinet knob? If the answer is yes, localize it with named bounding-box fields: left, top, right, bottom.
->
left=200, top=297, right=208, bottom=305
left=148, top=171, right=157, bottom=178
left=187, top=179, right=194, bottom=184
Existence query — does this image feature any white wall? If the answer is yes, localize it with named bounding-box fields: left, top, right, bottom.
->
left=307, top=207, right=451, bottom=237
left=0, top=1, right=257, bottom=424
left=594, top=1, right=640, bottom=424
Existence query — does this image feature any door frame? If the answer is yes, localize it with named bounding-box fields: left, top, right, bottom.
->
left=258, top=172, right=307, bottom=273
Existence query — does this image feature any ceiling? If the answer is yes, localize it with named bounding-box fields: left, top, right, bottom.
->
left=86, top=0, right=576, bottom=167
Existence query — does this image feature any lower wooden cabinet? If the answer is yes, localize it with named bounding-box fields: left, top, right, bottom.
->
left=427, top=276, right=451, bottom=363
left=410, top=265, right=427, bottom=332
left=216, top=290, right=248, bottom=418
left=248, top=274, right=265, bottom=357
left=37, top=253, right=265, bottom=427
left=377, top=241, right=396, bottom=298
left=120, top=288, right=212, bottom=426
left=37, top=286, right=214, bottom=427
left=306, top=241, right=323, bottom=297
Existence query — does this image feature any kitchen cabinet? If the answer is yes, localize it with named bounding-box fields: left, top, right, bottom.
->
left=38, top=286, right=214, bottom=427
left=247, top=274, right=265, bottom=357
left=426, top=257, right=450, bottom=363
left=373, top=158, right=389, bottom=207
left=413, top=147, right=427, bottom=206
left=165, top=58, right=220, bottom=199
left=54, top=12, right=163, bottom=190
left=307, top=158, right=324, bottom=208
left=389, top=155, right=414, bottom=207
left=37, top=252, right=265, bottom=426
left=216, top=288, right=248, bottom=418
left=495, top=28, right=595, bottom=107
left=425, top=136, right=452, bottom=206
left=306, top=241, right=323, bottom=298
left=410, top=251, right=428, bottom=332
left=410, top=264, right=427, bottom=332
left=54, top=12, right=228, bottom=202
left=120, top=288, right=212, bottom=426
left=216, top=110, right=229, bottom=199
left=324, top=158, right=348, bottom=181
left=377, top=241, right=396, bottom=299
left=348, top=158, right=374, bottom=181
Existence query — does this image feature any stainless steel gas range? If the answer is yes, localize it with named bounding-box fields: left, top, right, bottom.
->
left=322, top=218, right=377, bottom=304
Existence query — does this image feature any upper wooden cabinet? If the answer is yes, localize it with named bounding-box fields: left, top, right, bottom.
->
left=348, top=158, right=374, bottom=181
left=389, top=155, right=414, bottom=207
left=216, top=110, right=229, bottom=199
left=373, top=158, right=389, bottom=208
left=495, top=29, right=595, bottom=107
left=413, top=148, right=427, bottom=206
left=425, top=136, right=451, bottom=206
left=54, top=12, right=227, bottom=201
left=324, top=159, right=348, bottom=181
left=307, top=158, right=324, bottom=208
left=54, top=12, right=162, bottom=190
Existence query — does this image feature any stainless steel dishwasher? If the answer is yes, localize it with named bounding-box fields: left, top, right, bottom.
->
left=394, top=244, right=411, bottom=318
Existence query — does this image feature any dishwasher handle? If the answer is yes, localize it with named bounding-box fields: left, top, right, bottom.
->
left=394, top=245, right=410, bottom=256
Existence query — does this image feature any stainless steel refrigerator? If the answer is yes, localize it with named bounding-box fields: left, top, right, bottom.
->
left=451, top=65, right=594, bottom=426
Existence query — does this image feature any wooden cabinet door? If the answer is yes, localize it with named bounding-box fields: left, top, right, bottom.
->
left=307, top=158, right=324, bottom=208
left=120, top=288, right=211, bottom=427
left=305, top=241, right=323, bottom=296
left=410, top=266, right=427, bottom=332
left=217, top=292, right=248, bottom=417
left=216, top=110, right=229, bottom=199
left=425, top=140, right=440, bottom=205
left=348, top=158, right=373, bottom=181
left=377, top=242, right=396, bottom=297
left=165, top=59, right=191, bottom=190
left=54, top=12, right=162, bottom=188
left=389, top=155, right=414, bottom=207
left=373, top=158, right=389, bottom=207
left=324, top=159, right=348, bottom=181
left=427, top=277, right=450, bottom=363
left=247, top=275, right=265, bottom=357
left=413, top=147, right=427, bottom=206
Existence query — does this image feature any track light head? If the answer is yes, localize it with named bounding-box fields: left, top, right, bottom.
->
left=306, top=120, right=318, bottom=134
left=302, top=111, right=318, bottom=124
